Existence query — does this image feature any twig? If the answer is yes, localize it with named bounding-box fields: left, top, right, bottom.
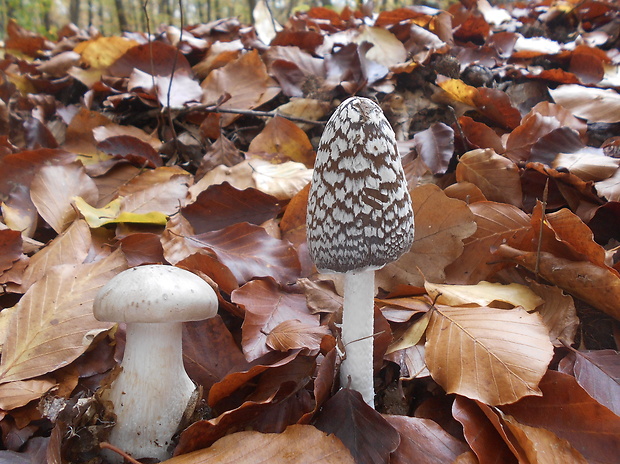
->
left=176, top=105, right=326, bottom=125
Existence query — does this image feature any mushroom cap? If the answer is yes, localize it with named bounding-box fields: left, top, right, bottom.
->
left=94, top=265, right=218, bottom=323
left=306, top=96, right=414, bottom=273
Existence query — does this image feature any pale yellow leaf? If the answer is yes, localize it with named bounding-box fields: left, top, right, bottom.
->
left=355, top=26, right=407, bottom=68
left=425, top=305, right=554, bottom=405
left=252, top=160, right=313, bottom=200
left=0, top=250, right=127, bottom=383
left=386, top=312, right=431, bottom=355
left=425, top=281, right=544, bottom=312
left=549, top=85, right=620, bottom=123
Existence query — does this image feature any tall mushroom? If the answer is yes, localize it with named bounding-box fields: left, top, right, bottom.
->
left=93, top=265, right=218, bottom=462
left=306, top=97, right=414, bottom=407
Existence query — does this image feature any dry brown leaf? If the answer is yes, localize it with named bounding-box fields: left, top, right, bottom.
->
left=0, top=378, right=56, bottom=410
left=0, top=250, right=127, bottom=384
left=549, top=85, right=620, bottom=123
left=251, top=160, right=312, bottom=200
left=119, top=166, right=192, bottom=215
left=266, top=319, right=330, bottom=352
left=16, top=219, right=92, bottom=292
left=201, top=49, right=281, bottom=126
left=456, top=149, right=522, bottom=207
left=528, top=280, right=578, bottom=347
left=445, top=201, right=532, bottom=284
left=163, top=424, right=354, bottom=464
left=498, top=411, right=588, bottom=463
left=248, top=116, right=316, bottom=168
left=30, top=162, right=98, bottom=233
left=497, top=245, right=620, bottom=320
left=425, top=305, right=554, bottom=405
left=377, top=184, right=476, bottom=288
left=425, top=281, right=543, bottom=311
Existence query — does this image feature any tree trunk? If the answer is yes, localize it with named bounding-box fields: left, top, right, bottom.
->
left=70, top=0, right=80, bottom=26
left=113, top=0, right=129, bottom=31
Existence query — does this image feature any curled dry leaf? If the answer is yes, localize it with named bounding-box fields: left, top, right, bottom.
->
left=0, top=229, right=22, bottom=274
left=558, top=349, right=620, bottom=416
left=248, top=115, right=316, bottom=168
left=377, top=184, right=476, bottom=288
left=0, top=250, right=127, bottom=384
left=30, top=162, right=98, bottom=233
left=501, top=370, right=620, bottom=464
left=232, top=278, right=317, bottom=362
left=166, top=424, right=354, bottom=464
left=425, top=305, right=554, bottom=405
left=445, top=201, right=532, bottom=284
left=456, top=148, right=522, bottom=207
left=425, top=281, right=544, bottom=311
left=201, top=49, right=281, bottom=126
left=0, top=378, right=56, bottom=410
left=385, top=415, right=469, bottom=464
left=497, top=244, right=620, bottom=320
left=549, top=85, right=620, bottom=123
left=528, top=280, right=578, bottom=347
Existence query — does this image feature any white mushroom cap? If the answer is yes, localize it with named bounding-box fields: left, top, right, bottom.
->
left=94, top=265, right=218, bottom=323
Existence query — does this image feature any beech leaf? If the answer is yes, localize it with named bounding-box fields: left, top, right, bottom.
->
left=425, top=305, right=554, bottom=405
left=0, top=250, right=127, bottom=383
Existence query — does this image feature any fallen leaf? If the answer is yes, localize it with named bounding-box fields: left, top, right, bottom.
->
left=456, top=149, right=522, bottom=207
left=248, top=116, right=316, bottom=168
left=0, top=378, right=56, bottom=410
left=549, top=85, right=620, bottom=123
left=30, top=162, right=98, bottom=233
left=385, top=414, right=469, bottom=464
left=0, top=250, right=127, bottom=383
left=313, top=389, right=400, bottom=464
left=232, top=278, right=317, bottom=361
left=425, top=305, right=554, bottom=405
left=164, top=424, right=354, bottom=464
left=425, top=281, right=543, bottom=311
left=266, top=319, right=330, bottom=352
left=502, top=370, right=620, bottom=464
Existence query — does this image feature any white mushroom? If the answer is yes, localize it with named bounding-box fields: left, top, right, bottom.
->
left=93, top=265, right=218, bottom=462
left=306, top=97, right=414, bottom=408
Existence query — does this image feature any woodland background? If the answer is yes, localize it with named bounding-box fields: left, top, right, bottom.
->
left=1, top=0, right=620, bottom=463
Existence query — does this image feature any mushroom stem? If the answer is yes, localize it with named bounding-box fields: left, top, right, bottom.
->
left=340, top=270, right=375, bottom=407
left=103, top=322, right=195, bottom=462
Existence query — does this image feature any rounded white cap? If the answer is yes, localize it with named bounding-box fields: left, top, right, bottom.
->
left=93, top=265, right=218, bottom=323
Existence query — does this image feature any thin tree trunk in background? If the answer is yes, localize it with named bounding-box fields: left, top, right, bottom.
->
left=247, top=0, right=256, bottom=22
left=114, top=0, right=129, bottom=31
left=88, top=0, right=93, bottom=27
left=70, top=0, right=80, bottom=25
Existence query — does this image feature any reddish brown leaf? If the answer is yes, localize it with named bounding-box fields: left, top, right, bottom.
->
left=497, top=244, right=620, bottom=320
left=458, top=116, right=504, bottom=154
left=191, top=223, right=301, bottom=287
left=97, top=135, right=162, bottom=168
left=181, top=183, right=280, bottom=234
left=386, top=415, right=469, bottom=464
left=453, top=396, right=517, bottom=464
left=232, top=278, right=317, bottom=361
left=412, top=122, right=454, bottom=175
left=248, top=116, right=316, bottom=168
left=473, top=88, right=521, bottom=131
left=118, top=233, right=165, bottom=267
left=313, top=389, right=400, bottom=464
left=0, top=230, right=22, bottom=274
left=456, top=149, right=522, bottom=207
left=559, top=350, right=620, bottom=416
left=501, top=370, right=620, bottom=464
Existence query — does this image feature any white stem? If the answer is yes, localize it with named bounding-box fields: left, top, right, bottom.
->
left=103, top=322, right=195, bottom=462
left=340, top=270, right=375, bottom=408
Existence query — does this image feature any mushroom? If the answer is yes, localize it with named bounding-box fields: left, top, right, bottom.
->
left=306, top=97, right=414, bottom=407
left=93, top=265, right=218, bottom=462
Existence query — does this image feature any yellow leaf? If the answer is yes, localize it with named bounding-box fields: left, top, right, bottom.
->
left=386, top=312, right=431, bottom=354
left=73, top=197, right=168, bottom=228
left=74, top=197, right=121, bottom=228
left=437, top=78, right=478, bottom=107
left=74, top=37, right=138, bottom=69
left=425, top=281, right=544, bottom=312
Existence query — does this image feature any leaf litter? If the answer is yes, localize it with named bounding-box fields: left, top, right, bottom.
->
left=1, top=0, right=620, bottom=462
